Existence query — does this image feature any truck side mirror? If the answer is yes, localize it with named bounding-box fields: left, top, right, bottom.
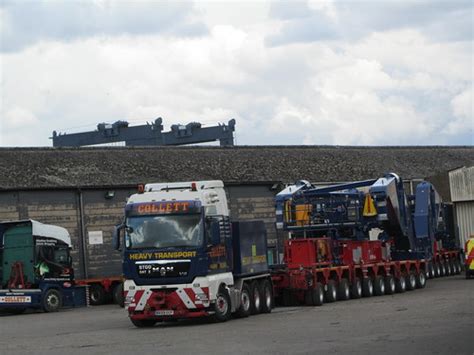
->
left=210, top=220, right=221, bottom=246
left=113, top=224, right=123, bottom=251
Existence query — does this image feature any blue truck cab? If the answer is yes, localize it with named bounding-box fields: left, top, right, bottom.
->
left=115, top=181, right=272, bottom=327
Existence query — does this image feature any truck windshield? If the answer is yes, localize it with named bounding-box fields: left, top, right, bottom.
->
left=126, top=214, right=203, bottom=249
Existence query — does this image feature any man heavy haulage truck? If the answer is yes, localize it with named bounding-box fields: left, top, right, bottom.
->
left=114, top=181, right=273, bottom=327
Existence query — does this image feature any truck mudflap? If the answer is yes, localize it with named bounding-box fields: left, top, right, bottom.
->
left=126, top=286, right=212, bottom=320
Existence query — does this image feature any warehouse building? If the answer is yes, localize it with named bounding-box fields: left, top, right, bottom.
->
left=0, top=146, right=473, bottom=279
left=449, top=166, right=474, bottom=247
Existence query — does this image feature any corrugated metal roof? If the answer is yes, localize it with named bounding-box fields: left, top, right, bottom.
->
left=0, top=146, right=473, bottom=190
left=449, top=166, right=474, bottom=202
left=453, top=202, right=474, bottom=247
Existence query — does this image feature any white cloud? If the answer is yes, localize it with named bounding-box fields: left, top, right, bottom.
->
left=0, top=1, right=472, bottom=147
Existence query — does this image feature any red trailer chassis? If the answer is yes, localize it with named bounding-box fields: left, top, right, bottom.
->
left=75, top=276, right=124, bottom=306
left=271, top=238, right=430, bottom=306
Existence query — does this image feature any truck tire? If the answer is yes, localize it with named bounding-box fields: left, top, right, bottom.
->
left=90, top=284, right=106, bottom=306
left=373, top=276, right=385, bottom=296
left=325, top=280, right=337, bottom=303
left=439, top=262, right=446, bottom=277
left=427, top=263, right=434, bottom=279
left=237, top=283, right=251, bottom=317
left=416, top=270, right=426, bottom=288
left=395, top=276, right=406, bottom=293
left=434, top=263, right=441, bottom=278
left=384, top=275, right=396, bottom=294
left=362, top=278, right=373, bottom=297
left=455, top=260, right=463, bottom=274
left=212, top=286, right=232, bottom=322
left=250, top=281, right=262, bottom=314
left=452, top=260, right=460, bottom=274
left=42, top=289, right=62, bottom=312
left=131, top=319, right=156, bottom=328
left=351, top=277, right=362, bottom=299
left=312, top=283, right=324, bottom=306
left=113, top=283, right=124, bottom=307
left=260, top=279, right=273, bottom=313
left=337, top=279, right=350, bottom=301
left=406, top=272, right=417, bottom=291
left=445, top=261, right=452, bottom=276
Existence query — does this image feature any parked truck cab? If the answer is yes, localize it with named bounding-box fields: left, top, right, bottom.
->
left=115, top=181, right=272, bottom=327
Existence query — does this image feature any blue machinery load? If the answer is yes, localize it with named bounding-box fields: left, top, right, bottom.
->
left=276, top=173, right=458, bottom=262
left=51, top=118, right=236, bottom=147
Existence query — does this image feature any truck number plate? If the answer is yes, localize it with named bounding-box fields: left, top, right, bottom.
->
left=155, top=310, right=174, bottom=316
left=0, top=296, right=32, bottom=303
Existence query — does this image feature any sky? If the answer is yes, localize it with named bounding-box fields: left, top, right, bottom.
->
left=0, top=0, right=472, bottom=147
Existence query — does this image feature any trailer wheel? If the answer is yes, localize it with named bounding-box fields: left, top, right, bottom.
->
left=373, top=276, right=385, bottom=296
left=250, top=281, right=262, bottom=314
left=131, top=319, right=156, bottom=328
left=338, top=279, right=350, bottom=301
left=434, top=263, right=441, bottom=278
left=395, top=276, right=406, bottom=293
left=113, top=283, right=125, bottom=307
left=452, top=260, right=459, bottom=274
left=42, top=289, right=62, bottom=312
left=260, top=280, right=273, bottom=313
left=439, top=262, right=446, bottom=277
left=416, top=270, right=426, bottom=288
left=406, top=272, right=417, bottom=291
left=237, top=283, right=251, bottom=317
left=427, top=263, right=434, bottom=279
left=89, top=284, right=106, bottom=306
left=312, top=283, right=324, bottom=306
left=351, top=277, right=362, bottom=299
left=362, top=278, right=373, bottom=297
left=325, top=280, right=337, bottom=303
left=455, top=260, right=462, bottom=274
left=445, top=261, right=452, bottom=276
left=212, top=286, right=232, bottom=322
left=384, top=275, right=396, bottom=294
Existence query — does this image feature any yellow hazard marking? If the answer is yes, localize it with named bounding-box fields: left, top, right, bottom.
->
left=363, top=194, right=377, bottom=217
left=466, top=239, right=474, bottom=270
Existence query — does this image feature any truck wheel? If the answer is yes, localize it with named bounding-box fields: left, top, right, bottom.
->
left=131, top=319, right=156, bottom=328
left=439, top=262, right=446, bottom=277
left=373, top=276, right=385, bottom=296
left=456, top=260, right=463, bottom=273
left=312, top=283, right=324, bottom=306
left=212, top=286, right=232, bottom=322
left=250, top=281, right=262, bottom=314
left=406, top=272, right=416, bottom=291
left=325, top=280, right=337, bottom=303
left=338, top=279, right=350, bottom=301
left=445, top=261, right=452, bottom=276
left=395, top=276, right=406, bottom=293
left=113, top=283, right=125, bottom=307
left=260, top=280, right=273, bottom=313
left=362, top=278, right=373, bottom=297
left=351, top=277, right=362, bottom=299
left=42, top=289, right=62, bottom=312
left=90, top=284, right=106, bottom=306
left=427, top=263, right=434, bottom=279
left=434, top=263, right=441, bottom=278
left=453, top=260, right=460, bottom=274
left=384, top=275, right=396, bottom=294
left=237, top=283, right=251, bottom=317
left=416, top=270, right=426, bottom=288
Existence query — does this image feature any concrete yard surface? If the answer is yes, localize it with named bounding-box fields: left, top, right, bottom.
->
left=0, top=276, right=472, bottom=355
